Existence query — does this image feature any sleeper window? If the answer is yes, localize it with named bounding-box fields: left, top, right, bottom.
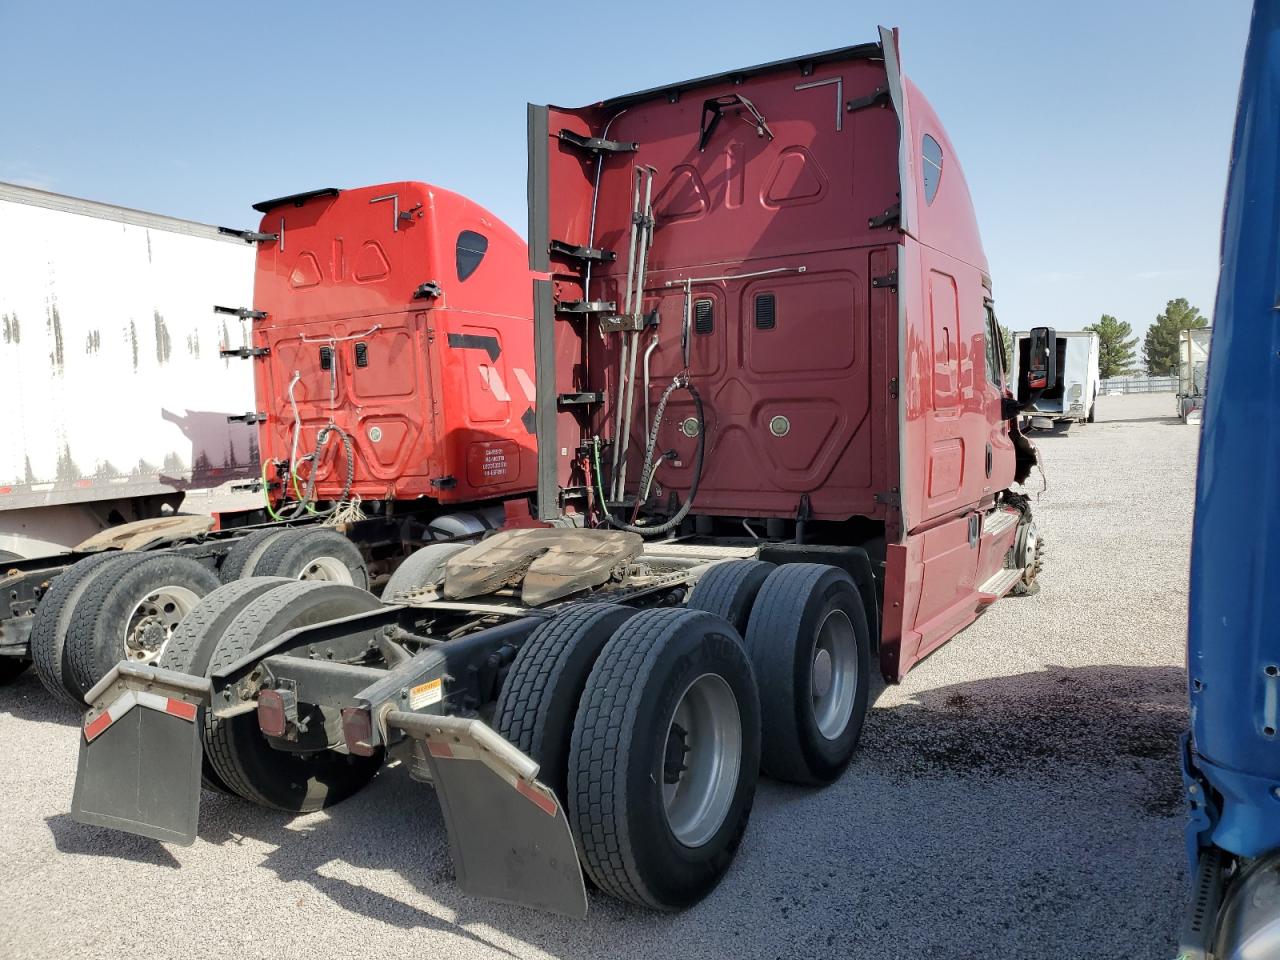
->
left=922, top=135, right=943, bottom=205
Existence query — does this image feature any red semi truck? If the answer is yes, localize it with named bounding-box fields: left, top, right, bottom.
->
left=71, top=28, right=1054, bottom=917
left=1, top=183, right=537, bottom=701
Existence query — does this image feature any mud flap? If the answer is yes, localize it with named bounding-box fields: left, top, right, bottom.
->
left=71, top=662, right=211, bottom=845
left=386, top=711, right=588, bottom=918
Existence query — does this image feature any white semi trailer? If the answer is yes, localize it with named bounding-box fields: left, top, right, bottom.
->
left=1176, top=327, right=1211, bottom=423
left=0, top=182, right=257, bottom=558
left=1010, top=329, right=1100, bottom=428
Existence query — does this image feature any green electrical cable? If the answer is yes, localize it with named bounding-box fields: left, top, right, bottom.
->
left=261, top=460, right=286, bottom=522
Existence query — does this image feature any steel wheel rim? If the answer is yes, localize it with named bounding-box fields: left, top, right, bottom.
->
left=298, top=555, right=353, bottom=584
left=661, top=673, right=742, bottom=848
left=811, top=609, right=858, bottom=740
left=124, top=584, right=200, bottom=663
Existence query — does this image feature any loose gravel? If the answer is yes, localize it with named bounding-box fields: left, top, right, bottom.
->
left=0, top=393, right=1195, bottom=959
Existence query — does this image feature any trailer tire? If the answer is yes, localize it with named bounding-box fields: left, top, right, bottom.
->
left=685, top=559, right=775, bottom=636
left=203, top=581, right=384, bottom=812
left=219, top=528, right=290, bottom=583
left=495, top=603, right=636, bottom=805
left=63, top=553, right=221, bottom=700
left=250, top=529, right=368, bottom=589
left=743, top=563, right=870, bottom=786
left=159, top=576, right=293, bottom=793
left=382, top=542, right=470, bottom=601
left=569, top=607, right=760, bottom=910
left=29, top=552, right=130, bottom=706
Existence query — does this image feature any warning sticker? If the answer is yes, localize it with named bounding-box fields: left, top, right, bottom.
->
left=409, top=677, right=444, bottom=710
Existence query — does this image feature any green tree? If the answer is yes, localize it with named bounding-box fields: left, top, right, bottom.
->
left=1144, top=298, right=1208, bottom=375
left=1085, top=314, right=1139, bottom=378
left=999, top=323, right=1014, bottom=367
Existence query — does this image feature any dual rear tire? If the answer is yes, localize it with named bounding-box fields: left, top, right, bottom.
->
left=162, top=579, right=385, bottom=811
left=29, top=552, right=220, bottom=705
left=493, top=560, right=871, bottom=910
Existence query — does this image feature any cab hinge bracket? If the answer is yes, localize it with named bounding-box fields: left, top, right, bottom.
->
left=871, top=269, right=898, bottom=290
left=430, top=476, right=457, bottom=490
left=227, top=412, right=268, bottom=425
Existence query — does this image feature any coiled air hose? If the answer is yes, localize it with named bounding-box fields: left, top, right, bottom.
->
left=288, top=423, right=355, bottom=519
left=593, top=377, right=704, bottom=537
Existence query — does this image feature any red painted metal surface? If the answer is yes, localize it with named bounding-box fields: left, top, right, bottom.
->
left=537, top=31, right=1024, bottom=679
left=250, top=183, right=535, bottom=505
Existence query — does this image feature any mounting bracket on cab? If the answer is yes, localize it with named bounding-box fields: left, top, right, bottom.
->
left=219, top=345, right=270, bottom=359
left=413, top=281, right=443, bottom=300
left=549, top=239, right=616, bottom=264
left=556, top=300, right=616, bottom=316
left=556, top=129, right=638, bottom=156
left=227, top=412, right=267, bottom=424
left=217, top=226, right=280, bottom=244
left=846, top=85, right=891, bottom=113
left=213, top=305, right=268, bottom=320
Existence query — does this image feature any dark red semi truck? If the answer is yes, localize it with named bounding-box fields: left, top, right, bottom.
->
left=70, top=28, right=1056, bottom=917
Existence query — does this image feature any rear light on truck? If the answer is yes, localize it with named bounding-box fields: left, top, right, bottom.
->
left=257, top=689, right=289, bottom=738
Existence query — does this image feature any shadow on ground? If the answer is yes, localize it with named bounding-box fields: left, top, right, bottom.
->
left=44, top=661, right=1189, bottom=959
left=0, top=669, right=80, bottom=726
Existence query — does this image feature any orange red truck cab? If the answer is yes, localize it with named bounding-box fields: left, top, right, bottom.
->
left=245, top=183, right=536, bottom=510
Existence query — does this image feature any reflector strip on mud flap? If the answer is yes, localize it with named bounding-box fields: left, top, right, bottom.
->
left=386, top=710, right=587, bottom=918
left=71, top=662, right=211, bottom=846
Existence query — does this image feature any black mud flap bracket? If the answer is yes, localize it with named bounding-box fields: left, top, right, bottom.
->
left=71, top=662, right=211, bottom=846
left=386, top=711, right=587, bottom=918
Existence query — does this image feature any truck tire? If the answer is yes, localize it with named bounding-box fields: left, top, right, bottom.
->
left=250, top=529, right=368, bottom=590
left=159, top=576, right=293, bottom=793
left=63, top=553, right=221, bottom=700
left=743, top=563, right=870, bottom=786
left=218, top=528, right=291, bottom=583
left=29, top=552, right=129, bottom=706
left=382, top=542, right=470, bottom=601
left=203, top=581, right=384, bottom=812
left=685, top=559, right=775, bottom=636
left=568, top=607, right=761, bottom=910
left=495, top=603, right=636, bottom=805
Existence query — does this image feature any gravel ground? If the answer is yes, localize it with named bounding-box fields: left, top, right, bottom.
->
left=0, top=393, right=1196, bottom=959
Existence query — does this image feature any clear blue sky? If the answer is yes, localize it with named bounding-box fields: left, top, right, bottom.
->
left=1, top=0, right=1251, bottom=338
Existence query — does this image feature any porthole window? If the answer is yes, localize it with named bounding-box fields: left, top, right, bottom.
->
left=922, top=134, right=943, bottom=205
left=456, top=230, right=489, bottom=282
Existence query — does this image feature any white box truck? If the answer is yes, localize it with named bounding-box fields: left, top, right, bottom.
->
left=1176, top=327, right=1211, bottom=423
left=1010, top=329, right=1100, bottom=428
left=0, top=182, right=257, bottom=557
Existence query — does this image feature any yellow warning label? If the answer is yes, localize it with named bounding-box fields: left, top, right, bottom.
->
left=409, top=677, right=444, bottom=710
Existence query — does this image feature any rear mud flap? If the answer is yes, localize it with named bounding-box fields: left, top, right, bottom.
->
left=387, top=711, right=588, bottom=918
left=71, top=663, right=211, bottom=845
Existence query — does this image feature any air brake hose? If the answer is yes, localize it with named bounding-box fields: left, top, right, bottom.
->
left=594, top=378, right=705, bottom=537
